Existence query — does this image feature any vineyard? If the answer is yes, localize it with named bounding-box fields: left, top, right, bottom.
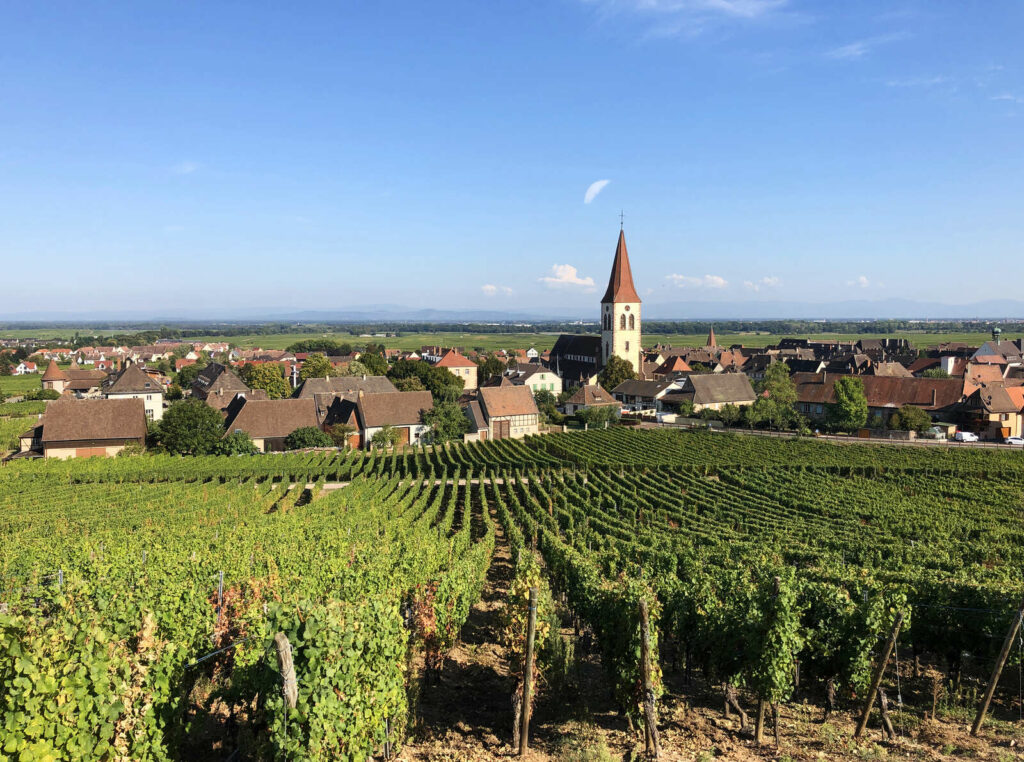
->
left=3, top=428, right=1024, bottom=760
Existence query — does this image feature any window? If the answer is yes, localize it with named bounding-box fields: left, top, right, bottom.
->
left=620, top=314, right=626, bottom=330
left=625, top=342, right=630, bottom=352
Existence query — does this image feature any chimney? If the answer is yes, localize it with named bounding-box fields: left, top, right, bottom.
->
left=822, top=371, right=827, bottom=384
left=931, top=388, right=937, bottom=407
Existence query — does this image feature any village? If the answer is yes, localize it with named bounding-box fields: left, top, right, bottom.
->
left=3, top=230, right=1024, bottom=459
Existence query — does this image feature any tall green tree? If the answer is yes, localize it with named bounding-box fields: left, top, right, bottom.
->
left=751, top=361, right=798, bottom=430
left=156, top=399, right=225, bottom=455
left=478, top=355, right=507, bottom=383
left=241, top=363, right=290, bottom=399
left=828, top=376, right=869, bottom=431
left=359, top=352, right=388, bottom=375
left=598, top=355, right=637, bottom=393
left=422, top=402, right=470, bottom=444
left=299, top=353, right=334, bottom=380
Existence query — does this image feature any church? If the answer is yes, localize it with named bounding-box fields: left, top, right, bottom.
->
left=550, top=229, right=642, bottom=388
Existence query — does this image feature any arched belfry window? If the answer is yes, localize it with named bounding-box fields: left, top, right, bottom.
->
left=628, top=314, right=635, bottom=330
left=620, top=314, right=626, bottom=329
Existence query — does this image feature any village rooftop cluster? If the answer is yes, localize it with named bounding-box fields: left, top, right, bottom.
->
left=3, top=231, right=1024, bottom=460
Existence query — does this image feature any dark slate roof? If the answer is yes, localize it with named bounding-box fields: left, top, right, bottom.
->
left=295, top=375, right=397, bottom=398
left=680, top=373, right=757, bottom=405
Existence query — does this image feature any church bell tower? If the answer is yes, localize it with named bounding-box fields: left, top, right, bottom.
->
left=600, top=229, right=642, bottom=373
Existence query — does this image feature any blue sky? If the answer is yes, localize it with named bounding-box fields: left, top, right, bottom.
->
left=1, top=1, right=1022, bottom=317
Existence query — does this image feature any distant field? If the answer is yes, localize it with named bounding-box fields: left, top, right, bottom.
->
left=1, top=329, right=1015, bottom=354
left=0, top=374, right=42, bottom=398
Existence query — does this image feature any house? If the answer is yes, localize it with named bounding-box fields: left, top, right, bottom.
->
left=223, top=398, right=320, bottom=452
left=13, top=362, right=37, bottom=375
left=868, top=362, right=913, bottom=378
left=511, top=364, right=562, bottom=397
left=295, top=375, right=397, bottom=399
left=664, top=373, right=757, bottom=413
left=549, top=334, right=602, bottom=389
left=611, top=379, right=682, bottom=412
left=963, top=385, right=1023, bottom=441
left=653, top=356, right=692, bottom=379
left=35, top=397, right=147, bottom=459
left=792, top=372, right=963, bottom=426
left=105, top=362, right=165, bottom=421
left=477, top=386, right=540, bottom=439
left=464, top=400, right=490, bottom=442
left=433, top=349, right=478, bottom=390
left=562, top=384, right=620, bottom=415
left=963, top=363, right=1008, bottom=397
left=41, top=359, right=69, bottom=393
left=325, top=390, right=434, bottom=449
left=191, top=362, right=251, bottom=412
left=785, top=358, right=826, bottom=375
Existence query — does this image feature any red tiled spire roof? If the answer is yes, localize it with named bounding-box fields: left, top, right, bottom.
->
left=601, top=230, right=641, bottom=304
left=42, top=359, right=68, bottom=381
left=707, top=326, right=717, bottom=348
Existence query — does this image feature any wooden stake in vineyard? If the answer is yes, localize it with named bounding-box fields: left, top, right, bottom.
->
left=971, top=593, right=1024, bottom=737
left=273, top=632, right=298, bottom=710
left=519, top=587, right=538, bottom=757
left=639, top=598, right=661, bottom=759
left=854, top=610, right=904, bottom=739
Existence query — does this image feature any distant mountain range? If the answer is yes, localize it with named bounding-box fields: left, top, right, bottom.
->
left=3, top=299, right=1024, bottom=323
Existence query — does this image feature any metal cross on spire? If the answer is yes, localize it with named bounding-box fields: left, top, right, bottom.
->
left=619, top=210, right=625, bottom=230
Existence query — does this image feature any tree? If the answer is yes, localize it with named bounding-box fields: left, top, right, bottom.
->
left=890, top=404, right=932, bottom=434
left=371, top=425, right=401, bottom=450
left=422, top=402, right=470, bottom=444
left=156, top=399, right=225, bottom=455
left=286, top=339, right=352, bottom=355
left=359, top=352, right=388, bottom=375
left=340, top=361, right=369, bottom=377
left=241, top=363, right=290, bottom=399
left=393, top=375, right=425, bottom=392
left=577, top=405, right=618, bottom=428
left=478, top=355, right=507, bottom=384
left=214, top=431, right=259, bottom=455
left=533, top=389, right=564, bottom=425
left=828, top=376, right=868, bottom=432
left=598, top=355, right=637, bottom=393
left=176, top=361, right=205, bottom=390
left=284, top=426, right=334, bottom=450
left=24, top=389, right=61, bottom=401
left=327, top=423, right=357, bottom=448
left=166, top=383, right=183, bottom=401
left=752, top=362, right=798, bottom=430
left=299, top=353, right=334, bottom=380
left=718, top=403, right=742, bottom=427
left=387, top=359, right=463, bottom=402
left=922, top=368, right=951, bottom=379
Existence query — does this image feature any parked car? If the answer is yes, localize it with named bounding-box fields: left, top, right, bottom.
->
left=1004, top=436, right=1024, bottom=445
left=955, top=431, right=979, bottom=442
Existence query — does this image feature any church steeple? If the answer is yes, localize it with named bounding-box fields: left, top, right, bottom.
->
left=707, top=326, right=717, bottom=348
left=601, top=230, right=641, bottom=304
left=600, top=229, right=642, bottom=372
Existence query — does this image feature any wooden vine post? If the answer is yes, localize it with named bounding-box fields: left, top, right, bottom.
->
left=639, top=598, right=661, bottom=759
left=274, top=632, right=298, bottom=710
left=854, top=610, right=904, bottom=739
left=519, top=587, right=538, bottom=757
left=971, top=593, right=1024, bottom=736
left=755, top=576, right=781, bottom=746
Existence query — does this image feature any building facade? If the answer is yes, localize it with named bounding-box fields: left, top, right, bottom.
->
left=600, top=230, right=642, bottom=373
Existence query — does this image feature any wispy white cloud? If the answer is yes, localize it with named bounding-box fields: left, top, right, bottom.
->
left=540, top=265, right=596, bottom=290
left=170, top=160, right=200, bottom=175
left=743, top=275, right=781, bottom=292
left=583, top=0, right=791, bottom=39
left=885, top=76, right=949, bottom=88
left=481, top=284, right=514, bottom=297
left=584, top=179, right=611, bottom=204
left=992, top=93, right=1024, bottom=104
left=666, top=273, right=728, bottom=289
left=827, top=33, right=906, bottom=61
left=848, top=275, right=871, bottom=288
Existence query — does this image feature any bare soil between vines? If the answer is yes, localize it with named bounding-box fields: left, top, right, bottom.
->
left=399, top=517, right=1024, bottom=762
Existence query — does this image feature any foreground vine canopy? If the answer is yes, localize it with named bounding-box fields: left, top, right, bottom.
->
left=2, top=428, right=1023, bottom=759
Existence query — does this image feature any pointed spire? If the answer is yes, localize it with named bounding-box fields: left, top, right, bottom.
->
left=42, top=359, right=68, bottom=381
left=707, top=326, right=717, bottom=348
left=601, top=229, right=641, bottom=304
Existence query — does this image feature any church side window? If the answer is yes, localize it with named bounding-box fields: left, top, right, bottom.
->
left=628, top=314, right=635, bottom=330
left=620, top=314, right=626, bottom=329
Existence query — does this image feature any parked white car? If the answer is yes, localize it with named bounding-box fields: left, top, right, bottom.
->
left=1004, top=436, right=1024, bottom=445
left=954, top=431, right=979, bottom=442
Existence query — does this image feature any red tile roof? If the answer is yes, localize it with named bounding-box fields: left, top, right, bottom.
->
left=601, top=230, right=641, bottom=304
